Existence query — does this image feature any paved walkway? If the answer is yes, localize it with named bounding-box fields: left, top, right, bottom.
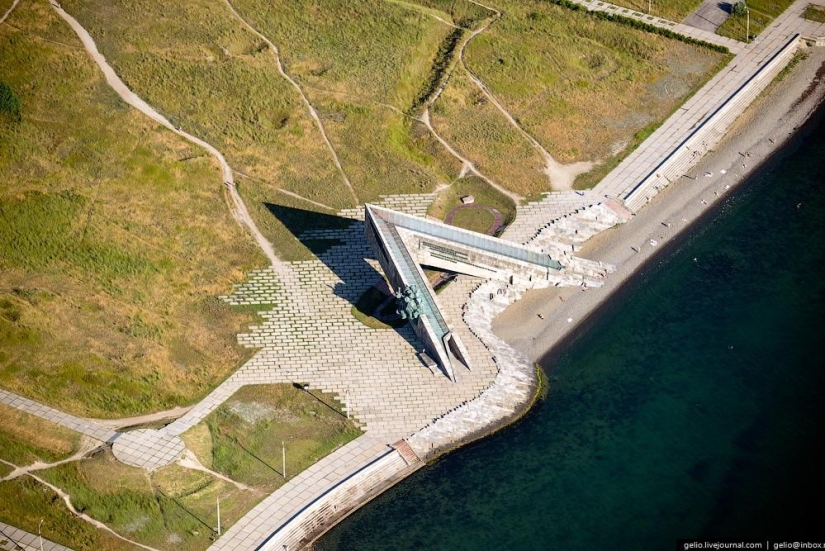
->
left=0, top=522, right=72, bottom=551
left=2, top=2, right=824, bottom=549
left=0, top=390, right=116, bottom=443
left=568, top=0, right=746, bottom=53
left=210, top=436, right=399, bottom=551
left=167, top=193, right=500, bottom=441
left=594, top=0, right=825, bottom=208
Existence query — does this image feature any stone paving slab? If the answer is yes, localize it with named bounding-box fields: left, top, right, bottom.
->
left=168, top=194, right=502, bottom=444
left=0, top=522, right=72, bottom=551
left=0, top=389, right=117, bottom=443
left=682, top=0, right=730, bottom=33
left=110, top=429, right=186, bottom=470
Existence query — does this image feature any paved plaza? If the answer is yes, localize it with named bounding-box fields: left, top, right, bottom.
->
left=0, top=1, right=824, bottom=548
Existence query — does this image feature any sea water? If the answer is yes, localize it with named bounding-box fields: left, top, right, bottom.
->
left=316, top=111, right=825, bottom=550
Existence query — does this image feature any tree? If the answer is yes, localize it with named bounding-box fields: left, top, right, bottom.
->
left=732, top=1, right=748, bottom=17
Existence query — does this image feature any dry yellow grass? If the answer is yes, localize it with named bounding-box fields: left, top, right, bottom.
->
left=462, top=0, right=726, bottom=170
left=431, top=67, right=551, bottom=198
left=0, top=1, right=263, bottom=417
left=606, top=0, right=703, bottom=21
left=0, top=403, right=80, bottom=463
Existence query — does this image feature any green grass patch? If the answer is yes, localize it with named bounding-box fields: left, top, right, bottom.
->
left=716, top=0, right=793, bottom=40
left=0, top=404, right=80, bottom=465
left=0, top=81, right=21, bottom=122
left=409, top=26, right=465, bottom=114
left=187, top=384, right=362, bottom=491
left=804, top=4, right=825, bottom=23
left=351, top=285, right=408, bottom=330
left=427, top=176, right=516, bottom=235
left=0, top=477, right=136, bottom=551
left=37, top=448, right=254, bottom=550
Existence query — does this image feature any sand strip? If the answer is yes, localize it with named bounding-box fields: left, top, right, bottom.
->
left=493, top=47, right=825, bottom=363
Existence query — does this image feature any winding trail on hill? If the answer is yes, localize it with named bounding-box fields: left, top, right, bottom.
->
left=90, top=406, right=193, bottom=430
left=27, top=469, right=161, bottom=551
left=384, top=0, right=466, bottom=29
left=402, top=3, right=525, bottom=202
left=458, top=0, right=594, bottom=190
left=0, top=0, right=21, bottom=25
left=0, top=459, right=160, bottom=550
left=48, top=1, right=281, bottom=268
left=222, top=0, right=359, bottom=205
left=419, top=107, right=523, bottom=202
left=0, top=438, right=101, bottom=482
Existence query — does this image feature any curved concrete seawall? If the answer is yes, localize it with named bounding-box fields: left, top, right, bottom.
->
left=234, top=6, right=825, bottom=549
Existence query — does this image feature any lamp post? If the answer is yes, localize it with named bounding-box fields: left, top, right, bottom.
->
left=38, top=518, right=44, bottom=551
left=746, top=5, right=750, bottom=42
left=216, top=496, right=221, bottom=536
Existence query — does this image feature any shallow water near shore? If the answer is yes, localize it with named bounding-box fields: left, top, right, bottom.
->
left=315, top=111, right=825, bottom=550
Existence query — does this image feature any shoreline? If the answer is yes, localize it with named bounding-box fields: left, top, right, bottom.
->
left=493, top=46, right=825, bottom=368
left=304, top=43, right=825, bottom=551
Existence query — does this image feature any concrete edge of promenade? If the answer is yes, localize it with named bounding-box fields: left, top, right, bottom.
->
left=253, top=30, right=825, bottom=551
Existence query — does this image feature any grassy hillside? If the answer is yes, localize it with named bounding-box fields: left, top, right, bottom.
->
left=462, top=0, right=726, bottom=167
left=0, top=0, right=263, bottom=417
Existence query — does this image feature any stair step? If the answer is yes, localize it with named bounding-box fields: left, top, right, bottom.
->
left=391, top=439, right=421, bottom=465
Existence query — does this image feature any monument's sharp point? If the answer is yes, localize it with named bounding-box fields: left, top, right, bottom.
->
left=364, top=203, right=609, bottom=381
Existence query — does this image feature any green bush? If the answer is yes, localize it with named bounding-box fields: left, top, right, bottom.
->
left=409, top=27, right=465, bottom=114
left=0, top=81, right=21, bottom=122
left=732, top=1, right=748, bottom=16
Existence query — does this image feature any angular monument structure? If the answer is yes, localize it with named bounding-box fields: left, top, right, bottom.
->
left=364, top=204, right=567, bottom=382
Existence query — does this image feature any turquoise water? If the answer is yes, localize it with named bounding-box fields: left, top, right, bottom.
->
left=316, top=111, right=825, bottom=550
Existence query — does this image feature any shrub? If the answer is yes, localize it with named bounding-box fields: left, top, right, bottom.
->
left=732, top=1, right=748, bottom=16
left=0, top=81, right=22, bottom=122
left=547, top=0, right=730, bottom=54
